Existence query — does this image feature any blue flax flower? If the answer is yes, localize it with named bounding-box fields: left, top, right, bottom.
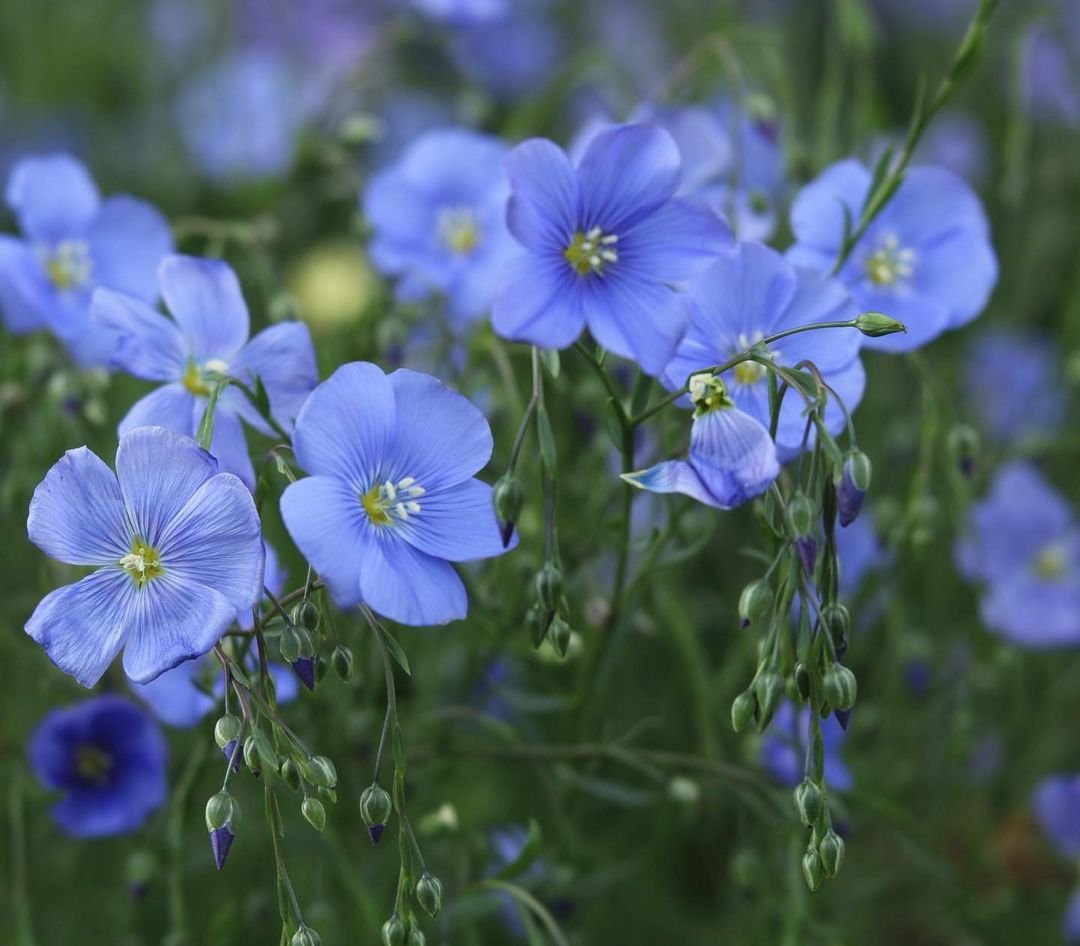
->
left=0, top=153, right=173, bottom=365
left=493, top=123, right=732, bottom=375
left=363, top=129, right=518, bottom=325
left=413, top=0, right=508, bottom=26
left=28, top=695, right=167, bottom=838
left=26, top=426, right=264, bottom=685
left=787, top=159, right=998, bottom=353
left=92, top=254, right=318, bottom=487
left=1033, top=775, right=1080, bottom=942
left=760, top=698, right=852, bottom=791
left=280, top=362, right=511, bottom=625
left=956, top=461, right=1080, bottom=647
left=663, top=241, right=864, bottom=461
left=622, top=373, right=779, bottom=509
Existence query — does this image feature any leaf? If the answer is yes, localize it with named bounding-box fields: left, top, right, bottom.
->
left=630, top=373, right=654, bottom=418
left=490, top=818, right=542, bottom=881
left=536, top=405, right=557, bottom=471
left=195, top=377, right=229, bottom=451
left=380, top=627, right=412, bottom=676
left=538, top=348, right=560, bottom=380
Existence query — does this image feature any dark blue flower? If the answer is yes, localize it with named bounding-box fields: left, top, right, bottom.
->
left=363, top=129, right=517, bottom=325
left=787, top=159, right=998, bottom=353
left=663, top=241, right=865, bottom=461
left=280, top=362, right=512, bottom=625
left=492, top=123, right=732, bottom=375
left=0, top=154, right=173, bottom=365
left=26, top=426, right=265, bottom=686
left=92, top=254, right=318, bottom=487
left=28, top=695, right=167, bottom=838
left=760, top=698, right=852, bottom=791
left=956, top=461, right=1080, bottom=647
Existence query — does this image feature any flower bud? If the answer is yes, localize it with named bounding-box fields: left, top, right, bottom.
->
left=794, top=662, right=811, bottom=702
left=493, top=474, right=524, bottom=547
left=731, top=689, right=757, bottom=733
left=525, top=603, right=550, bottom=648
left=753, top=670, right=784, bottom=731
left=280, top=625, right=302, bottom=664
left=802, top=847, right=824, bottom=891
left=548, top=615, right=571, bottom=659
left=406, top=931, right=426, bottom=946
left=818, top=829, right=845, bottom=877
left=302, top=796, right=327, bottom=832
left=361, top=783, right=392, bottom=845
left=303, top=755, right=337, bottom=790
left=331, top=644, right=354, bottom=681
left=415, top=872, right=443, bottom=918
left=214, top=713, right=242, bottom=749
left=381, top=916, right=406, bottom=946
left=788, top=494, right=815, bottom=536
left=205, top=792, right=239, bottom=870
left=243, top=734, right=262, bottom=777
left=837, top=450, right=871, bottom=527
left=854, top=311, right=906, bottom=338
left=281, top=759, right=303, bottom=792
left=209, top=824, right=236, bottom=871
left=292, top=599, right=321, bottom=635
left=946, top=423, right=979, bottom=477
left=292, top=657, right=317, bottom=692
left=794, top=779, right=823, bottom=827
left=822, top=663, right=857, bottom=710
left=292, top=928, right=322, bottom=946
left=738, top=579, right=773, bottom=628
left=796, top=536, right=818, bottom=576
left=534, top=563, right=563, bottom=612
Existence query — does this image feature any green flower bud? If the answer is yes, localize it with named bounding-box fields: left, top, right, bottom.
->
left=534, top=563, right=563, bottom=611
left=822, top=663, right=857, bottom=710
left=493, top=474, right=525, bottom=547
left=243, top=734, right=262, bottom=776
left=214, top=713, right=242, bottom=749
left=946, top=423, right=980, bottom=477
left=548, top=615, right=571, bottom=659
left=738, top=579, right=772, bottom=628
left=788, top=493, right=815, bottom=537
left=381, top=916, right=406, bottom=946
left=295, top=625, right=316, bottom=660
left=315, top=653, right=329, bottom=682
left=846, top=448, right=872, bottom=492
left=818, top=829, right=845, bottom=877
left=415, top=872, right=443, bottom=918
left=303, top=755, right=337, bottom=790
left=802, top=847, right=825, bottom=891
left=753, top=670, right=784, bottom=731
left=281, top=759, right=303, bottom=792
left=331, top=644, right=354, bottom=681
left=794, top=779, right=824, bottom=827
left=360, top=783, right=392, bottom=844
left=302, top=796, right=327, bottom=832
left=205, top=791, right=238, bottom=832
left=279, top=624, right=302, bottom=664
left=292, top=927, right=322, bottom=946
left=854, top=311, right=906, bottom=338
left=794, top=662, right=811, bottom=702
left=406, top=930, right=426, bottom=946
left=291, top=599, right=321, bottom=635
left=821, top=604, right=851, bottom=644
left=731, top=689, right=757, bottom=733
left=525, top=603, right=550, bottom=648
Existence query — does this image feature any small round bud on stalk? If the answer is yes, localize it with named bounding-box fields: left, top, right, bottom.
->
left=946, top=424, right=980, bottom=477
left=534, top=563, right=563, bottom=611
left=525, top=603, right=550, bottom=648
left=854, top=311, right=906, bottom=338
left=292, top=599, right=321, bottom=635
left=303, top=755, right=337, bottom=790
left=126, top=849, right=156, bottom=901
left=738, top=579, right=772, bottom=628
left=205, top=792, right=240, bottom=870
left=802, top=847, right=825, bottom=891
left=214, top=713, right=242, bottom=749
left=493, top=474, right=524, bottom=547
left=818, top=829, right=845, bottom=877
left=794, top=663, right=811, bottom=702
left=406, top=930, right=426, bottom=946
left=908, top=494, right=940, bottom=546
left=731, top=689, right=757, bottom=733
left=331, top=644, right=354, bottom=681
left=360, top=783, right=392, bottom=845
left=821, top=603, right=851, bottom=645
left=794, top=779, right=823, bottom=827
left=243, top=734, right=262, bottom=777
left=302, top=796, right=327, bottom=832
left=381, top=916, right=406, bottom=946
left=823, top=663, right=857, bottom=710
left=281, top=759, right=303, bottom=792
left=292, top=927, right=322, bottom=946
left=279, top=625, right=302, bottom=664
left=753, top=670, right=784, bottom=731
left=788, top=493, right=815, bottom=537
left=415, top=872, right=443, bottom=918
left=548, top=615, right=571, bottom=658
left=837, top=449, right=872, bottom=527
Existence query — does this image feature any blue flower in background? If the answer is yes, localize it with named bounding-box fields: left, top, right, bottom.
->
left=760, top=698, right=852, bottom=791
left=963, top=329, right=1065, bottom=444
left=92, top=254, right=318, bottom=487
left=787, top=159, right=998, bottom=353
left=1020, top=21, right=1080, bottom=128
left=1033, top=774, right=1080, bottom=942
left=493, top=123, right=732, bottom=375
left=413, top=0, right=508, bottom=26
left=956, top=461, right=1080, bottom=647
left=663, top=241, right=865, bottom=461
left=280, top=362, right=511, bottom=625
left=363, top=129, right=517, bottom=325
left=623, top=373, right=779, bottom=509
left=836, top=511, right=888, bottom=597
left=28, top=695, right=167, bottom=838
left=0, top=153, right=173, bottom=365
left=449, top=13, right=562, bottom=102
left=26, top=426, right=264, bottom=685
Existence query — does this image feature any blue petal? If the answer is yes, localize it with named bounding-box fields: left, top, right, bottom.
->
left=158, top=255, right=250, bottom=359
left=386, top=369, right=493, bottom=491
left=131, top=657, right=218, bottom=727
left=577, top=124, right=680, bottom=233
left=855, top=286, right=950, bottom=353
left=622, top=459, right=728, bottom=509
left=157, top=471, right=264, bottom=614
left=879, top=164, right=991, bottom=249
left=358, top=534, right=467, bottom=625
left=774, top=358, right=865, bottom=462
left=5, top=154, right=101, bottom=242
left=619, top=196, right=732, bottom=282
left=398, top=479, right=512, bottom=561
left=773, top=265, right=861, bottom=373
left=25, top=568, right=133, bottom=687
left=227, top=321, right=318, bottom=434
left=980, top=573, right=1080, bottom=648
left=205, top=408, right=255, bottom=489
left=119, top=385, right=198, bottom=439
left=238, top=540, right=286, bottom=631
left=115, top=426, right=219, bottom=547
left=280, top=475, right=369, bottom=606
left=491, top=253, right=585, bottom=349
left=87, top=196, right=174, bottom=303
left=690, top=406, right=780, bottom=506
left=362, top=166, right=436, bottom=264
left=0, top=236, right=49, bottom=332
left=910, top=222, right=998, bottom=331
left=504, top=138, right=579, bottom=252
left=91, top=288, right=186, bottom=381
left=292, top=362, right=395, bottom=483
left=27, top=445, right=130, bottom=565
left=584, top=273, right=687, bottom=376
left=788, top=159, right=870, bottom=256
left=1032, top=775, right=1080, bottom=858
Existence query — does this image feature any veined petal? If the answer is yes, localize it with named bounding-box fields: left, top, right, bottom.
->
left=292, top=362, right=395, bottom=484
left=119, top=384, right=198, bottom=439
left=771, top=266, right=861, bottom=373
left=28, top=446, right=130, bottom=565
left=25, top=568, right=132, bottom=687
left=491, top=253, right=585, bottom=349
left=788, top=159, right=871, bottom=255
left=622, top=459, right=729, bottom=509
left=0, top=236, right=49, bottom=333
left=503, top=138, right=579, bottom=251
left=158, top=255, right=249, bottom=360
left=91, top=288, right=186, bottom=381
left=87, top=196, right=174, bottom=303
left=204, top=408, right=255, bottom=489
left=358, top=534, right=467, bottom=626
left=397, top=479, right=511, bottom=561
left=619, top=196, right=732, bottom=282
left=690, top=406, right=780, bottom=506
left=131, top=657, right=218, bottom=727
left=6, top=154, right=100, bottom=242
left=115, top=426, right=218, bottom=547
left=227, top=321, right=318, bottom=435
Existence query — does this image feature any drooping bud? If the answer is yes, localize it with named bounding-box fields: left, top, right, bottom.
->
left=818, top=829, right=845, bottom=877
left=802, top=847, right=825, bottom=891
left=822, top=663, right=857, bottom=710
left=292, top=599, right=321, bottom=635
left=493, top=474, right=525, bottom=548
left=406, top=930, right=426, bottom=946
left=281, top=759, right=303, bottom=792
left=381, top=916, right=407, bottom=946
left=854, top=311, right=906, bottom=338
left=525, top=603, right=550, bottom=648
left=946, top=424, right=980, bottom=477
left=738, top=579, right=773, bottom=628
left=415, top=872, right=443, bottom=918
left=753, top=670, right=784, bottom=731
left=303, top=755, right=337, bottom=790
left=221, top=740, right=241, bottom=772
left=731, top=690, right=757, bottom=733
left=331, top=644, right=354, bottom=681
left=794, top=663, right=811, bottom=702
left=837, top=450, right=871, bottom=527
left=292, top=927, right=322, bottom=946
left=280, top=625, right=302, bottom=664
left=209, top=825, right=235, bottom=871
left=788, top=494, right=815, bottom=537
left=126, top=849, right=156, bottom=902
left=214, top=714, right=242, bottom=749
left=821, top=603, right=851, bottom=655
left=361, top=783, right=392, bottom=845
left=243, top=734, right=262, bottom=777
left=794, top=779, right=824, bottom=827
left=205, top=792, right=239, bottom=870
left=534, top=563, right=563, bottom=612
left=302, top=796, right=327, bottom=832
left=834, top=708, right=852, bottom=730
left=292, top=657, right=317, bottom=691
left=548, top=615, right=571, bottom=659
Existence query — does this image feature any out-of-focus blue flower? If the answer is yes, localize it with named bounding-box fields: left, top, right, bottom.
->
left=280, top=362, right=511, bottom=625
left=28, top=695, right=167, bottom=838
left=663, top=241, right=864, bottom=461
left=493, top=124, right=732, bottom=374
left=449, top=13, right=561, bottom=102
left=787, top=159, right=998, bottom=353
left=176, top=49, right=309, bottom=183
left=92, top=254, right=318, bottom=488
left=836, top=511, right=887, bottom=597
left=25, top=426, right=264, bottom=686
left=956, top=461, right=1080, bottom=647
left=413, top=0, right=508, bottom=26
left=146, top=0, right=210, bottom=67
left=760, top=698, right=852, bottom=791
left=0, top=154, right=173, bottom=365
left=963, top=329, right=1065, bottom=444
left=368, top=93, right=456, bottom=167
left=1020, top=22, right=1080, bottom=128
left=623, top=373, right=779, bottom=509
left=363, top=129, right=517, bottom=325
left=1034, top=774, right=1080, bottom=858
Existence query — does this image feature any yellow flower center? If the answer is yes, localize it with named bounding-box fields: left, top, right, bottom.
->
left=120, top=538, right=165, bottom=588
left=865, top=233, right=915, bottom=287
left=182, top=358, right=230, bottom=397
left=361, top=477, right=425, bottom=527
left=75, top=744, right=114, bottom=786
left=437, top=206, right=480, bottom=255
left=44, top=240, right=93, bottom=291
left=565, top=227, right=619, bottom=277
left=1033, top=543, right=1067, bottom=581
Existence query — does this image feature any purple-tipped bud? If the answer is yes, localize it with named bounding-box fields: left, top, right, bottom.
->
left=210, top=825, right=235, bottom=870
left=222, top=740, right=241, bottom=772
left=837, top=451, right=871, bottom=527
left=368, top=823, right=385, bottom=845
left=796, top=536, right=817, bottom=575
left=292, top=657, right=316, bottom=691
left=834, top=708, right=852, bottom=730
